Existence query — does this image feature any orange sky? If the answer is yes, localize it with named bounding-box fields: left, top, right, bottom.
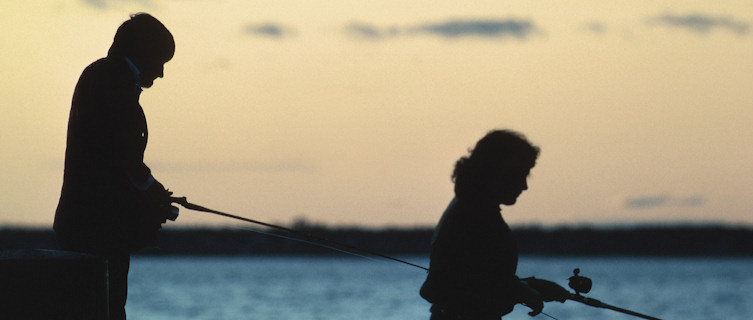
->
left=1, top=1, right=751, bottom=228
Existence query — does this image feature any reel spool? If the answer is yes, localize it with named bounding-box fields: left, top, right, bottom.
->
left=568, top=268, right=592, bottom=296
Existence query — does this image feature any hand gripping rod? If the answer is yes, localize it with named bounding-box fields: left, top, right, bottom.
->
left=170, top=197, right=429, bottom=271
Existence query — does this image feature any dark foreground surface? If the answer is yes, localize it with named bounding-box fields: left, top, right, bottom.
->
left=3, top=224, right=753, bottom=256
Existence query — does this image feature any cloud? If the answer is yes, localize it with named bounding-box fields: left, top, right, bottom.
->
left=647, top=12, right=750, bottom=35
left=243, top=23, right=296, bottom=38
left=414, top=19, right=537, bottom=39
left=346, top=18, right=539, bottom=41
left=624, top=195, right=706, bottom=209
left=80, top=0, right=152, bottom=9
left=345, top=23, right=399, bottom=40
left=580, top=21, right=607, bottom=35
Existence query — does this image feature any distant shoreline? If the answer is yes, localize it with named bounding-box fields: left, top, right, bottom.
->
left=2, top=224, right=752, bottom=257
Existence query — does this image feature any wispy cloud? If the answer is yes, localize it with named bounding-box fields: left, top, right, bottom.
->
left=414, top=19, right=537, bottom=39
left=345, top=23, right=397, bottom=40
left=624, top=195, right=706, bottom=209
left=80, top=0, right=152, bottom=9
left=580, top=21, right=607, bottom=35
left=243, top=23, right=296, bottom=39
left=346, top=18, right=539, bottom=41
left=646, top=12, right=750, bottom=35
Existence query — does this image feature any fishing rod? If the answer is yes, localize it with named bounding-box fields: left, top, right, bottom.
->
left=170, top=197, right=662, bottom=320
left=170, top=198, right=570, bottom=320
left=567, top=268, right=662, bottom=320
left=170, top=196, right=429, bottom=271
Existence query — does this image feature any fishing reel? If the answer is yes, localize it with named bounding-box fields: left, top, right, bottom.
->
left=568, top=268, right=592, bottom=296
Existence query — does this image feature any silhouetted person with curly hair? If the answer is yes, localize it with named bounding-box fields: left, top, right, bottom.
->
left=54, top=13, right=178, bottom=319
left=420, top=129, right=569, bottom=320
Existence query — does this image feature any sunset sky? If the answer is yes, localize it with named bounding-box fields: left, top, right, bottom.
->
left=1, top=0, right=751, bottom=228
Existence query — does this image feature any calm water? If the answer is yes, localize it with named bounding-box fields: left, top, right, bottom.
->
left=127, top=256, right=753, bottom=320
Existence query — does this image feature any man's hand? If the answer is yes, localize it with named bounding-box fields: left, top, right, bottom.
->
left=146, top=180, right=172, bottom=205
left=146, top=181, right=178, bottom=222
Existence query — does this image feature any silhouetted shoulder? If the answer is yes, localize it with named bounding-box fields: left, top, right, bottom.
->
left=77, top=58, right=132, bottom=89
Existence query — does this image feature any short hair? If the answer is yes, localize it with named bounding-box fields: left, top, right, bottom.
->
left=452, top=129, right=540, bottom=197
left=107, top=13, right=175, bottom=62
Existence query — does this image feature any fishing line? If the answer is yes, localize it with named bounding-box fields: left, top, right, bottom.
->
left=538, top=312, right=560, bottom=320
left=232, top=225, right=384, bottom=264
left=171, top=197, right=429, bottom=271
left=522, top=303, right=562, bottom=320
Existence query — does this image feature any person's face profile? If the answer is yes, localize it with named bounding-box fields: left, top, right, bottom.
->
left=138, top=58, right=166, bottom=88
left=487, top=165, right=531, bottom=206
left=130, top=40, right=173, bottom=88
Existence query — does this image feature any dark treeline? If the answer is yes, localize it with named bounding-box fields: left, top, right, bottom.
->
left=513, top=225, right=753, bottom=256
left=2, top=224, right=753, bottom=256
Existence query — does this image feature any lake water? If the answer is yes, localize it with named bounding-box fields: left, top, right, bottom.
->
left=127, top=256, right=753, bottom=320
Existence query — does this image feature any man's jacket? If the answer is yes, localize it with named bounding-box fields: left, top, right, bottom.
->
left=54, top=56, right=161, bottom=253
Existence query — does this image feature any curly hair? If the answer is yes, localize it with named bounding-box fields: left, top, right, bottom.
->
left=452, top=129, right=540, bottom=198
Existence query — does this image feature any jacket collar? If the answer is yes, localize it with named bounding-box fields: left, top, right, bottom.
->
left=123, top=56, right=142, bottom=90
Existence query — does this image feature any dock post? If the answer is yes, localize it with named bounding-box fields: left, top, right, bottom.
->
left=0, top=249, right=109, bottom=320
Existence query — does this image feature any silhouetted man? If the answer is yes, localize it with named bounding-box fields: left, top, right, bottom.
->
left=54, top=13, right=177, bottom=320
